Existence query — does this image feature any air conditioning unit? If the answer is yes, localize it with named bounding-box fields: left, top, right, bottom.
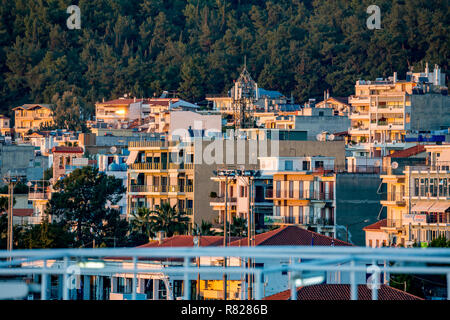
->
left=392, top=140, right=397, bottom=144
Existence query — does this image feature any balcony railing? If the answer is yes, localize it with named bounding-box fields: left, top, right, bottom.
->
left=130, top=163, right=161, bottom=170
left=128, top=141, right=179, bottom=148
left=386, top=219, right=403, bottom=228
left=28, top=192, right=50, bottom=200
left=129, top=185, right=169, bottom=193
left=271, top=190, right=334, bottom=201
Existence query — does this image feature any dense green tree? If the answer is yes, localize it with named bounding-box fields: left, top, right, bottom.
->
left=0, top=0, right=448, bottom=114
left=46, top=166, right=126, bottom=247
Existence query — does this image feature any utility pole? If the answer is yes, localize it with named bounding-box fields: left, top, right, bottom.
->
left=247, top=175, right=254, bottom=300
left=223, top=174, right=228, bottom=301
left=3, top=172, right=21, bottom=260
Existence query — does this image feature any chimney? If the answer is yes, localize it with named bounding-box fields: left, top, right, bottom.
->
left=393, top=72, right=397, bottom=84
left=327, top=89, right=330, bottom=99
left=425, top=62, right=429, bottom=74
left=134, top=97, right=136, bottom=103
left=157, top=231, right=166, bottom=244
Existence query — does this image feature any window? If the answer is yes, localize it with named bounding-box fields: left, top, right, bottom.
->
left=302, top=161, right=310, bottom=171
left=275, top=206, right=281, bottom=216
left=315, top=161, right=324, bottom=169
left=285, top=160, right=293, bottom=171
left=289, top=181, right=294, bottom=198
left=414, top=178, right=419, bottom=196
left=288, top=206, right=294, bottom=223
left=276, top=181, right=281, bottom=198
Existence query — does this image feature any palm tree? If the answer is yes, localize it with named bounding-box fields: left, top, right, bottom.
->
left=230, top=216, right=247, bottom=237
left=129, top=207, right=155, bottom=241
left=149, top=203, right=189, bottom=237
left=194, top=220, right=217, bottom=236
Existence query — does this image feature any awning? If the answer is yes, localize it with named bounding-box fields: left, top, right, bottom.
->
left=428, top=202, right=450, bottom=213
left=126, top=150, right=139, bottom=165
left=411, top=201, right=434, bottom=212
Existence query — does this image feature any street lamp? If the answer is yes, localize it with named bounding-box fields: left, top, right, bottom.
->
left=346, top=219, right=370, bottom=243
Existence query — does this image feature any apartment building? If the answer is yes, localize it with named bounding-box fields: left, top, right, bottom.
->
left=315, top=94, right=350, bottom=116
left=348, top=65, right=448, bottom=158
left=263, top=156, right=337, bottom=237
left=95, top=97, right=199, bottom=126
left=365, top=144, right=450, bottom=247
left=126, top=140, right=198, bottom=230
left=0, top=115, right=12, bottom=136
left=50, top=146, right=84, bottom=181
left=209, top=172, right=273, bottom=230
left=13, top=104, right=54, bottom=137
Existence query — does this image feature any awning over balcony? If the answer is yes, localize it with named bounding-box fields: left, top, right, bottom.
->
left=410, top=201, right=434, bottom=212
left=126, top=150, right=139, bottom=165
left=428, top=202, right=450, bottom=213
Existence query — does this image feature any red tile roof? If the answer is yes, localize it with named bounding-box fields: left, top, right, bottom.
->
left=386, top=144, right=426, bottom=158
left=138, top=235, right=241, bottom=248
left=51, top=146, right=84, bottom=153
left=229, top=226, right=352, bottom=247
left=12, top=208, right=34, bottom=217
left=264, top=284, right=423, bottom=300
left=363, top=219, right=387, bottom=231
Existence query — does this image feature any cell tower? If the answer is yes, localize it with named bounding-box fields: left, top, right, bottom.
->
left=231, top=61, right=258, bottom=129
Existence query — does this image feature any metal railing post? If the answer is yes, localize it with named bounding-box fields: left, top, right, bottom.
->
left=254, top=270, right=263, bottom=300
left=63, top=256, right=69, bottom=300
left=41, top=260, right=48, bottom=300
left=183, top=257, right=190, bottom=300
left=132, top=256, right=137, bottom=300
left=447, top=273, right=450, bottom=301
left=350, top=260, right=357, bottom=300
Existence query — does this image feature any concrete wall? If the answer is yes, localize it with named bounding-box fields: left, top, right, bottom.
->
left=0, top=145, right=35, bottom=184
left=335, top=173, right=383, bottom=246
left=411, top=94, right=450, bottom=131
left=294, top=116, right=350, bottom=140
left=192, top=140, right=346, bottom=225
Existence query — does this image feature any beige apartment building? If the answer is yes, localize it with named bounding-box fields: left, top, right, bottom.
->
left=348, top=77, right=414, bottom=158
left=348, top=65, right=448, bottom=158
left=126, top=140, right=217, bottom=231
left=266, top=156, right=337, bottom=238
left=13, top=104, right=54, bottom=137
left=365, top=144, right=450, bottom=247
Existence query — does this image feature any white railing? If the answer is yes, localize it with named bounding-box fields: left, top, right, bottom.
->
left=0, top=246, right=449, bottom=300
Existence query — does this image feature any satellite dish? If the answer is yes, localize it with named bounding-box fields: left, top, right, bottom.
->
left=316, top=134, right=323, bottom=141
left=392, top=162, right=399, bottom=169
left=328, top=134, right=335, bottom=141
left=374, top=160, right=381, bottom=167
left=110, top=146, right=117, bottom=154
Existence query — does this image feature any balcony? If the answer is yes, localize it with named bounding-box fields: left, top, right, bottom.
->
left=385, top=219, right=403, bottom=229
left=381, top=192, right=406, bottom=205
left=28, top=192, right=50, bottom=201
left=168, top=163, right=194, bottom=170
left=130, top=163, right=161, bottom=170
left=129, top=185, right=169, bottom=193
left=128, top=140, right=179, bottom=149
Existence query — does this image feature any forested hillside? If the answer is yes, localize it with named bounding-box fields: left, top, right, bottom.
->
left=0, top=0, right=448, bottom=117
